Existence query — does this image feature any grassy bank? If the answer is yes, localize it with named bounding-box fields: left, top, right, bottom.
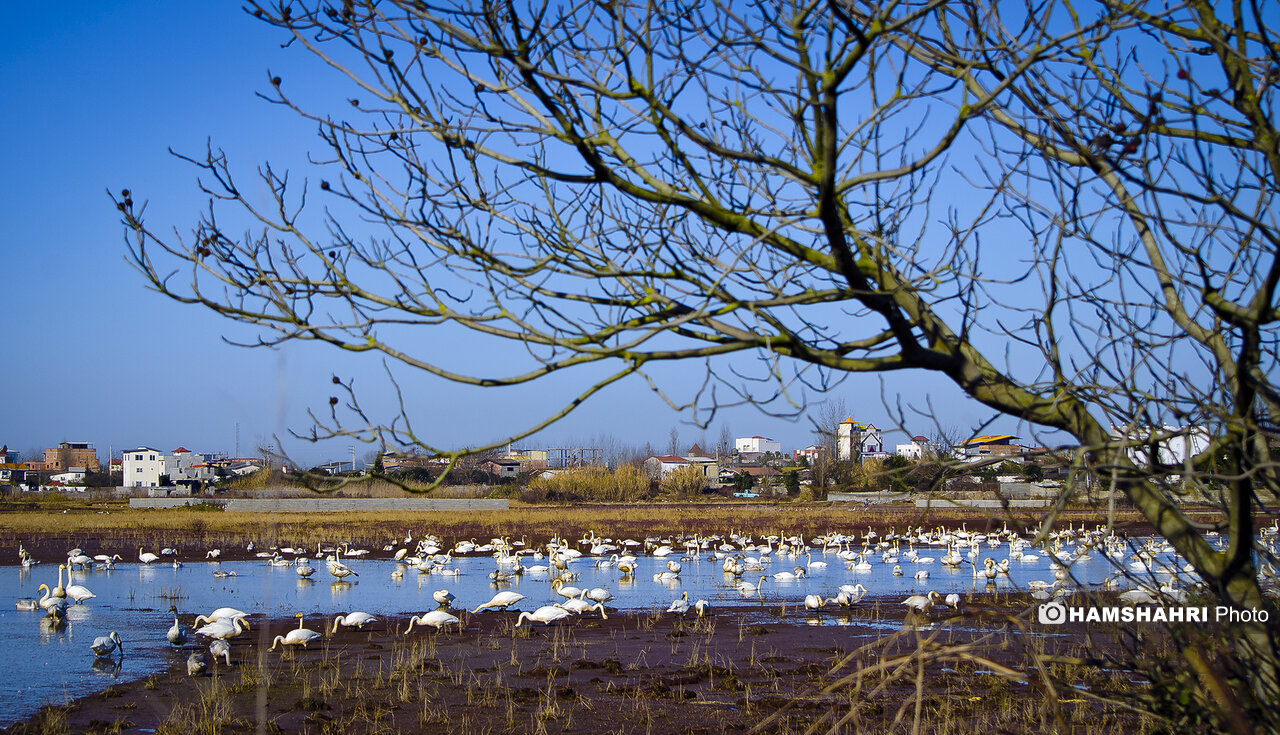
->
left=0, top=497, right=1185, bottom=560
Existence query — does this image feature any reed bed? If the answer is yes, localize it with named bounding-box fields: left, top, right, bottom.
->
left=0, top=501, right=1167, bottom=556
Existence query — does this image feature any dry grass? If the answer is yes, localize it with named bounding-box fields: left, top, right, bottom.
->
left=0, top=499, right=1176, bottom=555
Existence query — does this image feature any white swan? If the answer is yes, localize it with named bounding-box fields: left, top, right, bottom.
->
left=472, top=591, right=526, bottom=613
left=432, top=589, right=456, bottom=607
left=197, top=616, right=251, bottom=640
left=326, top=557, right=358, bottom=579
left=330, top=611, right=379, bottom=634
left=737, top=575, right=767, bottom=594
left=37, top=584, right=68, bottom=618
left=551, top=580, right=584, bottom=599
left=52, top=564, right=67, bottom=599
left=903, top=591, right=941, bottom=612
left=167, top=606, right=193, bottom=646
left=666, top=592, right=690, bottom=615
left=139, top=548, right=160, bottom=565
left=91, top=631, right=123, bottom=658
left=209, top=639, right=232, bottom=666
left=558, top=597, right=609, bottom=617
left=838, top=583, right=868, bottom=602
left=195, top=607, right=249, bottom=626
left=514, top=605, right=573, bottom=626
left=403, top=610, right=461, bottom=632
left=269, top=613, right=322, bottom=650
left=66, top=580, right=96, bottom=604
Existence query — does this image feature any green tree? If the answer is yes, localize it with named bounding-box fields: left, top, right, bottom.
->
left=121, top=1, right=1280, bottom=727
left=783, top=470, right=800, bottom=496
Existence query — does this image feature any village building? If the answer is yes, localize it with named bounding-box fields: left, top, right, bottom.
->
left=837, top=419, right=886, bottom=461
left=480, top=459, right=522, bottom=479
left=43, top=441, right=100, bottom=472
left=895, top=435, right=940, bottom=460
left=735, top=436, right=781, bottom=456
left=793, top=444, right=824, bottom=463
left=123, top=447, right=166, bottom=487
left=954, top=435, right=1024, bottom=462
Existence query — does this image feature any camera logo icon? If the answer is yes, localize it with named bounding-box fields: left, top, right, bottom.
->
left=1038, top=600, right=1067, bottom=625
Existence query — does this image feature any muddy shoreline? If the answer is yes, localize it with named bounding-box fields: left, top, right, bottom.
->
left=4, top=595, right=1146, bottom=735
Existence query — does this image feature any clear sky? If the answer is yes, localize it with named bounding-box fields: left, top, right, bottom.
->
left=0, top=5, right=1023, bottom=467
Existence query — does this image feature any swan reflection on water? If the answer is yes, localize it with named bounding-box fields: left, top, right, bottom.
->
left=90, top=657, right=122, bottom=678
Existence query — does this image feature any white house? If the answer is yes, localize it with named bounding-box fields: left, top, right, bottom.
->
left=50, top=467, right=87, bottom=484
left=895, top=436, right=939, bottom=460
left=837, top=419, right=885, bottom=461
left=735, top=436, right=781, bottom=455
left=1113, top=424, right=1211, bottom=469
left=228, top=462, right=262, bottom=476
left=123, top=447, right=166, bottom=487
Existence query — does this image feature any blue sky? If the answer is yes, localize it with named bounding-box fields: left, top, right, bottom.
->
left=0, top=5, right=1025, bottom=467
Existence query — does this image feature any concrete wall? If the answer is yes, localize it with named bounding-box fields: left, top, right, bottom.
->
left=129, top=497, right=509, bottom=512
left=129, top=497, right=215, bottom=508
left=223, top=498, right=509, bottom=512
left=914, top=498, right=1049, bottom=508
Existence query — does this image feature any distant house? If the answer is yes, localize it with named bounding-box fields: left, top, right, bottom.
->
left=643, top=455, right=719, bottom=484
left=227, top=462, right=262, bottom=476
left=480, top=459, right=522, bottom=479
left=317, top=460, right=355, bottom=475
left=954, top=435, right=1023, bottom=462
left=501, top=448, right=549, bottom=471
left=0, top=466, right=30, bottom=485
left=735, top=436, right=781, bottom=455
left=50, top=467, right=87, bottom=484
left=895, top=436, right=940, bottom=460
left=1112, top=424, right=1211, bottom=469
left=122, top=446, right=218, bottom=487
left=167, top=447, right=217, bottom=485
left=837, top=419, right=885, bottom=461
left=793, top=444, right=824, bottom=463
left=44, top=442, right=100, bottom=472
left=123, top=447, right=166, bottom=487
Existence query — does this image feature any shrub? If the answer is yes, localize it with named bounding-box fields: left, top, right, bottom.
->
left=659, top=464, right=705, bottom=499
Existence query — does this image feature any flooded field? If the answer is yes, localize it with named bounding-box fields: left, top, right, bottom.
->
left=2, top=530, right=1168, bottom=728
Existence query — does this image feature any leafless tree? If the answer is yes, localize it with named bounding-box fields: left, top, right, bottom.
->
left=119, top=0, right=1280, bottom=727
left=717, top=423, right=733, bottom=460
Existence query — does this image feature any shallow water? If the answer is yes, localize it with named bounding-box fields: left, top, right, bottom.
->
left=0, top=540, right=1162, bottom=726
